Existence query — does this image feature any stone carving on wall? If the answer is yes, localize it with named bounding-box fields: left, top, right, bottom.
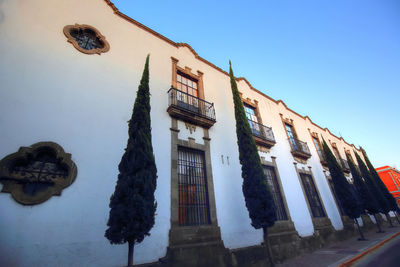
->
left=0, top=142, right=77, bottom=205
left=63, top=24, right=110, bottom=55
left=184, top=122, right=196, bottom=134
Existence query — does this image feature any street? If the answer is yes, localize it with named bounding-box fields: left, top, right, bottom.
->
left=353, top=234, right=400, bottom=267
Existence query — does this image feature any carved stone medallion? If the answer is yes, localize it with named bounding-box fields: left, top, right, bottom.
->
left=0, top=142, right=77, bottom=205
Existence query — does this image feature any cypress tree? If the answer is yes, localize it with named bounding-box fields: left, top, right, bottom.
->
left=229, top=62, right=277, bottom=265
left=321, top=140, right=365, bottom=240
left=105, top=55, right=158, bottom=266
left=354, top=152, right=384, bottom=233
left=361, top=148, right=398, bottom=226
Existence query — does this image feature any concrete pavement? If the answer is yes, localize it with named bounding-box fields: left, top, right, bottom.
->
left=277, top=225, right=400, bottom=267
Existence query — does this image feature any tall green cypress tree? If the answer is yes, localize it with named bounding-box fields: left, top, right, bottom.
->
left=361, top=148, right=398, bottom=226
left=229, top=62, right=276, bottom=265
left=321, top=140, right=365, bottom=240
left=354, top=152, right=384, bottom=233
left=105, top=55, right=158, bottom=266
left=346, top=153, right=370, bottom=215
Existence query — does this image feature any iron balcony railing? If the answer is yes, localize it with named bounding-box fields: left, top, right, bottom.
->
left=247, top=120, right=275, bottom=143
left=339, top=158, right=350, bottom=170
left=288, top=137, right=311, bottom=156
left=168, top=87, right=216, bottom=121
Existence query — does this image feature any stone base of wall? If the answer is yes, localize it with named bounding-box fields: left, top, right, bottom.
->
left=139, top=217, right=362, bottom=267
left=361, top=214, right=376, bottom=231
left=267, top=220, right=302, bottom=262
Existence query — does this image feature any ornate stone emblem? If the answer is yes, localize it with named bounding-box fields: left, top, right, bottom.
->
left=0, top=142, right=77, bottom=205
left=63, top=24, right=110, bottom=55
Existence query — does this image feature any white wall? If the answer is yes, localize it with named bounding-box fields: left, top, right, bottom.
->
left=0, top=0, right=365, bottom=266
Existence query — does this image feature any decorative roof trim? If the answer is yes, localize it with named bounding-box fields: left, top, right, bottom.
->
left=103, top=0, right=361, bottom=152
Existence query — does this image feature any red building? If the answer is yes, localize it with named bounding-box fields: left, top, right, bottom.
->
left=376, top=166, right=400, bottom=206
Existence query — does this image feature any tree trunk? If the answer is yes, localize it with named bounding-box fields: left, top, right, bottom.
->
left=373, top=214, right=384, bottom=233
left=386, top=213, right=394, bottom=228
left=395, top=211, right=400, bottom=225
left=128, top=241, right=134, bottom=267
left=354, top=218, right=366, bottom=241
left=263, top=227, right=275, bottom=267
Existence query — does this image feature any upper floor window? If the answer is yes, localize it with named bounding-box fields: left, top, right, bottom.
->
left=167, top=57, right=216, bottom=128
left=244, top=104, right=262, bottom=134
left=345, top=151, right=354, bottom=163
left=332, top=145, right=342, bottom=160
left=285, top=123, right=298, bottom=149
left=177, top=71, right=198, bottom=98
left=244, top=104, right=258, bottom=123
left=312, top=136, right=325, bottom=161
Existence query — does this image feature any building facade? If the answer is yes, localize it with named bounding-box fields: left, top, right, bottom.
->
left=376, top=166, right=400, bottom=206
left=0, top=0, right=376, bottom=266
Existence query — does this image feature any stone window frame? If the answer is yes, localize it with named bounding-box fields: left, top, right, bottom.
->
left=329, top=142, right=342, bottom=161
left=260, top=156, right=292, bottom=222
left=280, top=114, right=311, bottom=163
left=171, top=57, right=205, bottom=100
left=63, top=24, right=110, bottom=55
left=241, top=95, right=264, bottom=126
left=294, top=164, right=328, bottom=219
left=344, top=149, right=354, bottom=163
left=0, top=142, right=77, bottom=205
left=169, top=118, right=221, bottom=246
left=280, top=115, right=299, bottom=142
left=308, top=130, right=327, bottom=167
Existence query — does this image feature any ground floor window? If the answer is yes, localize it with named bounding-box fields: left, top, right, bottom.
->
left=328, top=179, right=346, bottom=216
left=178, top=147, right=211, bottom=226
left=300, top=173, right=326, bottom=218
left=263, top=166, right=288, bottom=220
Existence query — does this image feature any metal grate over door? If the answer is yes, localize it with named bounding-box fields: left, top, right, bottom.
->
left=178, top=147, right=211, bottom=226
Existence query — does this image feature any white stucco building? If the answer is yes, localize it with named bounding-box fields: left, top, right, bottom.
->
left=0, top=1, right=378, bottom=266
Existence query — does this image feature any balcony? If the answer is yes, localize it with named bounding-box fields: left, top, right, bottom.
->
left=288, top=138, right=312, bottom=160
left=167, top=87, right=216, bottom=129
left=339, top=158, right=350, bottom=173
left=248, top=120, right=276, bottom=148
left=318, top=153, right=328, bottom=167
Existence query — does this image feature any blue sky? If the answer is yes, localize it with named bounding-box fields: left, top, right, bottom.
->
left=113, top=0, right=400, bottom=168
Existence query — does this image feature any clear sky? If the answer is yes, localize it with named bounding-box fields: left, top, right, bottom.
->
left=112, top=0, right=400, bottom=168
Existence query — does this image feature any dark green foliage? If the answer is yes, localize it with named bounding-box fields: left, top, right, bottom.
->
left=105, top=55, right=158, bottom=245
left=354, top=152, right=383, bottom=214
left=356, top=150, right=390, bottom=214
left=346, top=153, right=371, bottom=214
left=229, top=61, right=276, bottom=229
left=361, top=148, right=398, bottom=212
left=321, top=140, right=361, bottom=219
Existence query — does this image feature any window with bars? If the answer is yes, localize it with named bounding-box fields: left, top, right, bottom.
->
left=300, top=173, right=326, bottom=218
left=178, top=147, right=211, bottom=226
left=328, top=179, right=345, bottom=216
left=263, top=166, right=288, bottom=220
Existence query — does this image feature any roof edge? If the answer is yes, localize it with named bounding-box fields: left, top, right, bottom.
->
left=104, top=0, right=361, bottom=152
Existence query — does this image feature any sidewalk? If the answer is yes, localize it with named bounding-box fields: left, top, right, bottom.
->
left=277, top=225, right=400, bottom=267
